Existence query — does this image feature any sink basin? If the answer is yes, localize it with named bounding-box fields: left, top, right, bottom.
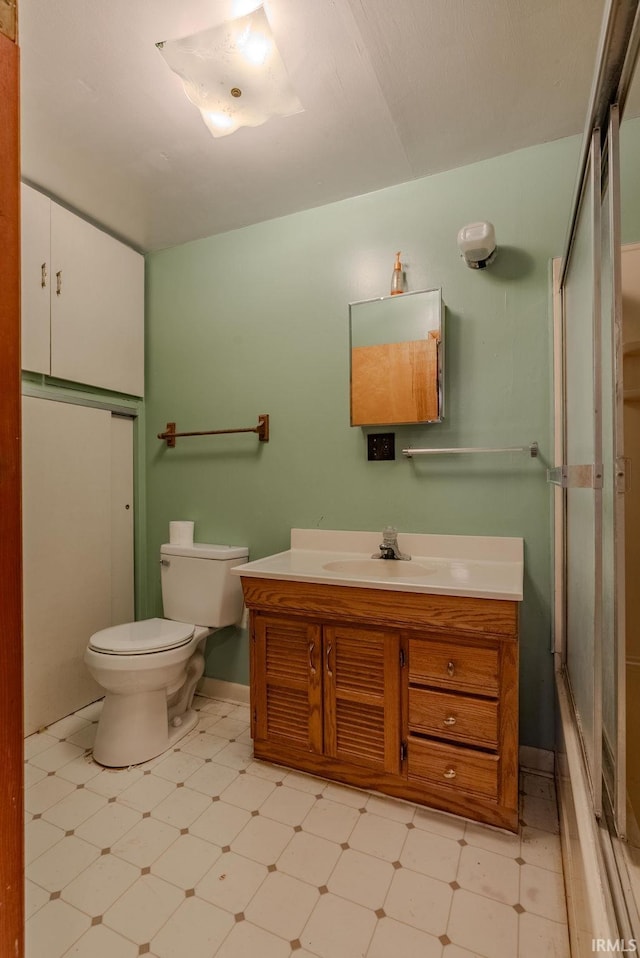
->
left=322, top=559, right=436, bottom=579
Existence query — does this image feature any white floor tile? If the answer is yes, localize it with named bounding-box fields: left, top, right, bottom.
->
left=25, top=817, right=65, bottom=865
left=219, top=772, right=277, bottom=811
left=206, top=717, right=249, bottom=740
left=179, top=732, right=227, bottom=760
left=24, top=732, right=58, bottom=760
left=150, top=896, right=235, bottom=958
left=519, top=863, right=568, bottom=923
left=276, top=830, right=342, bottom=886
left=520, top=826, right=563, bottom=873
left=61, top=853, right=139, bottom=916
left=366, top=793, right=415, bottom=823
left=301, top=892, right=377, bottom=958
left=401, top=825, right=461, bottom=882
left=67, top=724, right=97, bottom=750
left=443, top=945, right=485, bottom=958
left=26, top=899, right=90, bottom=957
left=518, top=911, right=571, bottom=957
left=189, top=800, right=251, bottom=846
left=257, top=784, right=316, bottom=825
left=457, top=844, right=520, bottom=906
left=116, top=773, right=176, bottom=812
left=24, top=764, right=48, bottom=789
left=55, top=754, right=103, bottom=787
left=323, top=781, right=368, bottom=808
left=61, top=923, right=139, bottom=958
left=85, top=766, right=145, bottom=799
left=302, top=798, right=360, bottom=844
left=25, top=775, right=76, bottom=815
left=367, top=916, right=442, bottom=958
left=196, top=851, right=267, bottom=913
left=29, top=741, right=86, bottom=773
left=150, top=785, right=212, bottom=829
left=413, top=805, right=466, bottom=840
left=245, top=870, right=319, bottom=939
left=26, top=834, right=100, bottom=893
left=348, top=811, right=408, bottom=862
left=214, top=920, right=291, bottom=958
left=151, top=750, right=205, bottom=784
left=42, top=787, right=107, bottom=832
left=245, top=760, right=285, bottom=782
left=231, top=815, right=294, bottom=865
left=384, top=867, right=453, bottom=937
left=213, top=741, right=253, bottom=770
left=464, top=820, right=522, bottom=858
left=73, top=700, right=103, bottom=721
left=103, top=874, right=184, bottom=943
left=110, top=817, right=180, bottom=868
left=44, top=714, right=91, bottom=741
left=25, top=879, right=49, bottom=920
left=447, top=888, right=519, bottom=958
left=74, top=801, right=142, bottom=849
left=184, top=760, right=239, bottom=797
left=328, top=848, right=394, bottom=909
left=281, top=769, right=326, bottom=795
left=151, top=833, right=221, bottom=889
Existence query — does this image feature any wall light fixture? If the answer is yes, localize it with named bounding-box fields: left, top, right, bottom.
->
left=457, top=221, right=497, bottom=269
left=157, top=4, right=303, bottom=139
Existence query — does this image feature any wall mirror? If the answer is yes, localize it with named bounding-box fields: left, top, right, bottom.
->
left=349, top=288, right=444, bottom=426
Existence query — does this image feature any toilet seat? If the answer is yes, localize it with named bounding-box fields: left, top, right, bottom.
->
left=89, top=617, right=195, bottom=655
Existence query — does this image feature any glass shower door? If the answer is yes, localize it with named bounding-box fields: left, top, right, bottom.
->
left=562, top=131, right=603, bottom=814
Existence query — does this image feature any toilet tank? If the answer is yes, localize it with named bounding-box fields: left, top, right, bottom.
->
left=160, top=542, right=249, bottom=627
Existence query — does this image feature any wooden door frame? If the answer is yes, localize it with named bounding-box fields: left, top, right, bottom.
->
left=0, top=6, right=25, bottom=956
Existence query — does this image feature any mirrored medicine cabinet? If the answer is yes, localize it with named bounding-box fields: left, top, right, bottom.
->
left=349, top=288, right=444, bottom=426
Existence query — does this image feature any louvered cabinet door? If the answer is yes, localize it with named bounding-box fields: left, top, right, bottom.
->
left=323, top=626, right=401, bottom=774
left=252, top=615, right=323, bottom=753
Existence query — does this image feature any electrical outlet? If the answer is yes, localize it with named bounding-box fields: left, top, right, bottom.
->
left=367, top=433, right=395, bottom=461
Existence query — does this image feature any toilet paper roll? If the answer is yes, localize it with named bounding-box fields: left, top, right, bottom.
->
left=169, top=521, right=194, bottom=546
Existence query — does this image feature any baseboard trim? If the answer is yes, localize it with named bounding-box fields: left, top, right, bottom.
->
left=197, top=677, right=250, bottom=705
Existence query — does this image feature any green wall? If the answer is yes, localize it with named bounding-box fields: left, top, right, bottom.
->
left=145, top=134, right=583, bottom=751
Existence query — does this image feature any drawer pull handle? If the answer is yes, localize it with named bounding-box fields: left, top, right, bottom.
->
left=443, top=716, right=457, bottom=726
left=56, top=270, right=62, bottom=296
left=326, top=644, right=333, bottom=677
left=41, top=262, right=47, bottom=288
left=308, top=640, right=316, bottom=674
left=447, top=661, right=455, bottom=677
left=443, top=768, right=456, bottom=780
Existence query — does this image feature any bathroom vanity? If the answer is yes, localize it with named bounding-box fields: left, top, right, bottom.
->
left=233, top=530, right=523, bottom=832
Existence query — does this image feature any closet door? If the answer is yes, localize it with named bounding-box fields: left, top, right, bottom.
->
left=111, top=415, right=135, bottom=625
left=20, top=183, right=51, bottom=374
left=22, top=396, right=111, bottom=733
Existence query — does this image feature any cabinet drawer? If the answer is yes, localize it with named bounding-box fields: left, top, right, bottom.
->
left=408, top=737, right=499, bottom=800
left=409, top=637, right=499, bottom=695
left=409, top=688, right=498, bottom=749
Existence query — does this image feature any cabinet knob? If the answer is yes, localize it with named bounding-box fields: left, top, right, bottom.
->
left=443, top=715, right=456, bottom=726
left=446, top=661, right=455, bottom=677
left=443, top=768, right=456, bottom=779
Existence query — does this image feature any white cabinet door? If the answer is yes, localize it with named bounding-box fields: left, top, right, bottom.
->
left=110, top=414, right=135, bottom=625
left=21, top=183, right=51, bottom=374
left=50, top=202, right=144, bottom=395
left=22, top=396, right=112, bottom=734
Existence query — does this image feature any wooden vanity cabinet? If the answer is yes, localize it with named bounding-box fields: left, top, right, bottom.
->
left=241, top=576, right=519, bottom=831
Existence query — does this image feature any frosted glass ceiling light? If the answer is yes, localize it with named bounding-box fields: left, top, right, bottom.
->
left=157, top=5, right=303, bottom=138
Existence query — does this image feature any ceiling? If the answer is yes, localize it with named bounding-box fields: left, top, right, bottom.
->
left=19, top=0, right=606, bottom=253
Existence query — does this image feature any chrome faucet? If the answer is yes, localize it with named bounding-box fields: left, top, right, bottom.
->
left=373, top=526, right=411, bottom=561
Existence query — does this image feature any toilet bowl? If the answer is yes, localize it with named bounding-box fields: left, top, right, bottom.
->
left=85, top=542, right=248, bottom=767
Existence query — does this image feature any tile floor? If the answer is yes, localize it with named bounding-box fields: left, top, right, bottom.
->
left=25, top=695, right=571, bottom=958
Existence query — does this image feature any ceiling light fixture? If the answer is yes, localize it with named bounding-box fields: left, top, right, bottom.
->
left=156, top=4, right=303, bottom=139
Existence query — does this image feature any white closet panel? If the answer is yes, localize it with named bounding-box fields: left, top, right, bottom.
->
left=22, top=396, right=112, bottom=734
left=111, top=415, right=135, bottom=625
left=21, top=184, right=51, bottom=374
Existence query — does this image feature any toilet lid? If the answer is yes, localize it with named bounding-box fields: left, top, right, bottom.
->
left=89, top=618, right=195, bottom=655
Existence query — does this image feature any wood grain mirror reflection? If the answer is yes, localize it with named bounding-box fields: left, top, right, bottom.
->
left=349, top=288, right=444, bottom=426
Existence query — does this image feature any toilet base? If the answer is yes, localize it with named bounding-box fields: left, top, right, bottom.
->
left=92, top=691, right=199, bottom=767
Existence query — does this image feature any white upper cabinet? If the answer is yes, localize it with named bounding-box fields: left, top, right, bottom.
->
left=21, top=184, right=145, bottom=396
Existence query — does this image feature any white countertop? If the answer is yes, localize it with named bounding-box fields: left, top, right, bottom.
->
left=232, top=529, right=524, bottom=601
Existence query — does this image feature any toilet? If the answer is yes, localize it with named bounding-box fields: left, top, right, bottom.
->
left=85, top=541, right=248, bottom=767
